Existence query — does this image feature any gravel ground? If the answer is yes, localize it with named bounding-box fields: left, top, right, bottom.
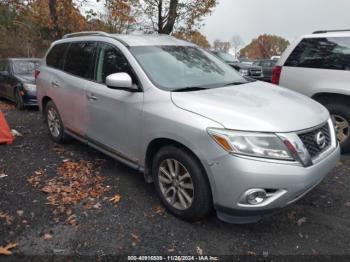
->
left=1, top=99, right=350, bottom=261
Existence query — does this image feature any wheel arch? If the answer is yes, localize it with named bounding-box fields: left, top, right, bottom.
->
left=41, top=96, right=52, bottom=118
left=144, top=138, right=207, bottom=183
left=312, top=92, right=350, bottom=105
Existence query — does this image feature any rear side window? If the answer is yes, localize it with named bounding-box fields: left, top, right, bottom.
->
left=64, top=42, right=96, bottom=79
left=285, top=37, right=350, bottom=70
left=46, top=43, right=68, bottom=69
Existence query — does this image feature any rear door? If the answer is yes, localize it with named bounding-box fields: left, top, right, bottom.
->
left=85, top=42, right=143, bottom=164
left=279, top=36, right=350, bottom=97
left=58, top=41, right=97, bottom=135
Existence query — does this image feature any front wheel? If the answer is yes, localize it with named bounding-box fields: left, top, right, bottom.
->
left=152, top=145, right=212, bottom=221
left=326, top=103, right=350, bottom=153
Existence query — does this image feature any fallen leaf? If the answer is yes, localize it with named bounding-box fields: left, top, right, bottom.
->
left=247, top=251, right=256, bottom=256
left=109, top=194, right=121, bottom=204
left=154, top=205, right=165, bottom=216
left=131, top=233, right=140, bottom=241
left=43, top=233, right=53, bottom=240
left=297, top=217, right=307, bottom=226
left=0, top=212, right=13, bottom=225
left=0, top=243, right=17, bottom=256
left=0, top=173, right=8, bottom=179
left=196, top=246, right=203, bottom=255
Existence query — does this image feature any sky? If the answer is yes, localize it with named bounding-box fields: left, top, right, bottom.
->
left=201, top=0, right=350, bottom=46
left=82, top=0, right=350, bottom=46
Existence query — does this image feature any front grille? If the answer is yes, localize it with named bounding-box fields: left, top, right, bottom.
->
left=249, top=69, right=262, bottom=77
left=298, top=123, right=331, bottom=158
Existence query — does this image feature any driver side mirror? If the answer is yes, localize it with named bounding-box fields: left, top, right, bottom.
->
left=106, top=73, right=138, bottom=92
left=0, top=71, right=9, bottom=77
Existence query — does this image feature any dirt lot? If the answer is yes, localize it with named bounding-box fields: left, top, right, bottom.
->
left=1, top=99, right=350, bottom=260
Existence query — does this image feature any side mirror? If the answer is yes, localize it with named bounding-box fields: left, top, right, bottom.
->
left=0, top=71, right=9, bottom=77
left=106, top=73, right=138, bottom=91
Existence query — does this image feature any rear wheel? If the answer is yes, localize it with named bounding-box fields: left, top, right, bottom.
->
left=152, top=145, right=212, bottom=221
left=45, top=101, right=69, bottom=143
left=325, top=103, right=350, bottom=153
left=15, top=89, right=25, bottom=110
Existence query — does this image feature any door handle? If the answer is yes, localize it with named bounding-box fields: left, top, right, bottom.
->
left=87, top=93, right=98, bottom=101
left=51, top=81, right=60, bottom=88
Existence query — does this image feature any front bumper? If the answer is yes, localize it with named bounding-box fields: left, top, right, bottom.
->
left=23, top=91, right=38, bottom=106
left=205, top=144, right=340, bottom=223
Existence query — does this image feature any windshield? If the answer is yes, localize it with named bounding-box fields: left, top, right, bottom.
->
left=13, top=60, right=40, bottom=75
left=130, top=46, right=246, bottom=91
left=214, top=52, right=239, bottom=63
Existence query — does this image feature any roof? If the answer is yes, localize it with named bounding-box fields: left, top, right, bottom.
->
left=111, top=34, right=194, bottom=47
left=58, top=31, right=195, bottom=47
left=303, top=31, right=350, bottom=39
left=5, top=58, right=41, bottom=61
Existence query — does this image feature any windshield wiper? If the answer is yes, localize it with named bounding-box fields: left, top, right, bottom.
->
left=223, top=81, right=248, bottom=86
left=172, top=86, right=208, bottom=92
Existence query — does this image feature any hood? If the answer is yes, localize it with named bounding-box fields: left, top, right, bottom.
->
left=228, top=62, right=261, bottom=70
left=15, top=74, right=35, bottom=84
left=171, top=81, right=329, bottom=132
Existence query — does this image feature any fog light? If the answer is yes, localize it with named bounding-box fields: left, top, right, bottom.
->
left=246, top=189, right=267, bottom=205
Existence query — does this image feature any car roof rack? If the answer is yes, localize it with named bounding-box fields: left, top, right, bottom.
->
left=62, top=31, right=110, bottom=39
left=313, top=29, right=350, bottom=34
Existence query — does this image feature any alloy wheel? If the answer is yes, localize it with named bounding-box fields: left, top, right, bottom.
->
left=158, top=159, right=194, bottom=210
left=332, top=114, right=350, bottom=143
left=47, top=107, right=61, bottom=138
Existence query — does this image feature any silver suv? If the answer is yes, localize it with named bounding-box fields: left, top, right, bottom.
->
left=273, top=30, right=350, bottom=152
left=36, top=31, right=340, bottom=223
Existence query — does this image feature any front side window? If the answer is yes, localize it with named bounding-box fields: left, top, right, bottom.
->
left=46, top=43, right=68, bottom=69
left=285, top=37, right=350, bottom=70
left=13, top=60, right=40, bottom=75
left=95, top=43, right=134, bottom=84
left=64, top=42, right=96, bottom=79
left=130, top=46, right=246, bottom=91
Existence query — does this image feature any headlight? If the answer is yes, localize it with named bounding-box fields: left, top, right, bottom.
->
left=239, top=69, right=249, bottom=76
left=23, top=83, right=36, bottom=92
left=208, top=128, right=294, bottom=160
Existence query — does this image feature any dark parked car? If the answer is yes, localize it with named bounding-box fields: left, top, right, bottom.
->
left=253, top=59, right=277, bottom=82
left=211, top=51, right=264, bottom=80
left=0, top=58, right=40, bottom=109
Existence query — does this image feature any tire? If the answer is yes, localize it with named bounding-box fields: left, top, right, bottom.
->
left=45, top=101, right=70, bottom=143
left=15, top=89, right=25, bottom=110
left=324, top=102, right=350, bottom=153
left=152, top=145, right=212, bottom=221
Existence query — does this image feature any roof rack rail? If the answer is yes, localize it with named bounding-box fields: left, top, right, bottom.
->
left=313, top=29, right=350, bottom=34
left=62, top=31, right=110, bottom=39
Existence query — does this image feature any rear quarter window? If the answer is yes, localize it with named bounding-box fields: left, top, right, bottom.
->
left=285, top=37, right=350, bottom=71
left=46, top=43, right=68, bottom=69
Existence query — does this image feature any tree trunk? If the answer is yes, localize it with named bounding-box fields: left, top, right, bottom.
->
left=160, top=0, right=178, bottom=34
left=48, top=0, right=61, bottom=39
left=157, top=0, right=163, bottom=33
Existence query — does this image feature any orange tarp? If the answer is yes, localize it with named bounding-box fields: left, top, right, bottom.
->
left=0, top=112, right=14, bottom=144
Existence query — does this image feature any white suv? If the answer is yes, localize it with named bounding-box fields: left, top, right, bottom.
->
left=272, top=30, right=350, bottom=152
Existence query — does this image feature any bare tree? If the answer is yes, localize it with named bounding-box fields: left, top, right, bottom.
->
left=231, top=35, right=244, bottom=58
left=213, top=39, right=231, bottom=52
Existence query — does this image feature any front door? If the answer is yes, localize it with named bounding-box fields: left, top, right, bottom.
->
left=85, top=42, right=143, bottom=164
